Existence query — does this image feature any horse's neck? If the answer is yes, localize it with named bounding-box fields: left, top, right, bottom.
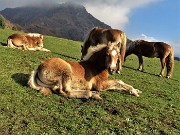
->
left=126, top=39, right=136, bottom=56
left=85, top=48, right=107, bottom=71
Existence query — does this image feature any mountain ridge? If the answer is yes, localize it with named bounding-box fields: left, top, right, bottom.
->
left=0, top=3, right=111, bottom=41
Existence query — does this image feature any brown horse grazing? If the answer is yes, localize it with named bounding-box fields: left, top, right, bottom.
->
left=7, top=33, right=50, bottom=52
left=125, top=39, right=174, bottom=78
left=81, top=27, right=127, bottom=74
left=28, top=42, right=141, bottom=99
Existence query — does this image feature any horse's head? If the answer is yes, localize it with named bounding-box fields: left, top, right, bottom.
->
left=34, top=36, right=44, bottom=48
left=105, top=42, right=120, bottom=75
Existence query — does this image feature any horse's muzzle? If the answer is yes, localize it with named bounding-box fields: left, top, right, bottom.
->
left=108, top=68, right=116, bottom=75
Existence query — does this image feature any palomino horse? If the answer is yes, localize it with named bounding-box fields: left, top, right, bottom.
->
left=27, top=33, right=43, bottom=39
left=81, top=27, right=127, bottom=74
left=28, top=42, right=141, bottom=99
left=126, top=39, right=174, bottom=78
left=7, top=33, right=50, bottom=52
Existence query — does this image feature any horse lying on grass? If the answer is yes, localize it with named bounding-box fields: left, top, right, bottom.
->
left=126, top=39, right=174, bottom=78
left=7, top=33, right=50, bottom=52
left=81, top=27, right=127, bottom=74
left=28, top=42, right=141, bottom=99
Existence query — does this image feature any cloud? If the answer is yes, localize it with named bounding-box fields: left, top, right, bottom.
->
left=83, top=0, right=161, bottom=30
left=0, top=0, right=60, bottom=9
left=139, top=34, right=157, bottom=42
left=0, top=0, right=160, bottom=30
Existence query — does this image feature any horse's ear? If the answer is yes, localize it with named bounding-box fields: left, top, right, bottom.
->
left=40, top=35, right=43, bottom=39
left=107, top=41, right=112, bottom=47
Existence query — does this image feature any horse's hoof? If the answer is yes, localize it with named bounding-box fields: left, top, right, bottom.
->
left=131, top=89, right=142, bottom=97
left=116, top=71, right=120, bottom=74
left=166, top=76, right=170, bottom=79
left=92, top=93, right=102, bottom=100
left=159, top=74, right=162, bottom=77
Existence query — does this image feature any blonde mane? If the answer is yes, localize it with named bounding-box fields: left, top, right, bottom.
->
left=82, top=44, right=107, bottom=61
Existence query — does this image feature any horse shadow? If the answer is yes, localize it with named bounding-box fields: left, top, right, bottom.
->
left=11, top=73, right=29, bottom=87
left=123, top=65, right=179, bottom=82
left=51, top=52, right=80, bottom=61
left=0, top=42, right=7, bottom=46
left=123, top=65, right=160, bottom=77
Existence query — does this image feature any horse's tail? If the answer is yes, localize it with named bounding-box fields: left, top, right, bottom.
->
left=166, top=46, right=174, bottom=78
left=7, top=37, right=14, bottom=48
left=28, top=70, right=42, bottom=91
left=28, top=70, right=52, bottom=95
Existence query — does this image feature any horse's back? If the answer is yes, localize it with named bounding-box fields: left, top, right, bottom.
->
left=8, top=34, right=26, bottom=41
left=8, top=34, right=27, bottom=47
left=138, top=40, right=172, bottom=57
left=39, top=58, right=71, bottom=72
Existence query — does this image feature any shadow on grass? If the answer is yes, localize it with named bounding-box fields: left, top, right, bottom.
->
left=11, top=73, right=29, bottom=86
left=123, top=65, right=158, bottom=76
left=0, top=42, right=7, bottom=46
left=123, top=65, right=179, bottom=82
left=51, top=52, right=80, bottom=61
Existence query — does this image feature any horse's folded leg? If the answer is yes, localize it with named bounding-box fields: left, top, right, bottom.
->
left=67, top=90, right=92, bottom=99
left=40, top=87, right=52, bottom=95
left=91, top=92, right=102, bottom=100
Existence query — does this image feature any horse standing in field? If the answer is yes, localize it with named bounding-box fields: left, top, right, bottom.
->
left=28, top=42, right=141, bottom=99
left=7, top=33, right=50, bottom=52
left=81, top=27, right=127, bottom=74
left=125, top=39, right=174, bottom=78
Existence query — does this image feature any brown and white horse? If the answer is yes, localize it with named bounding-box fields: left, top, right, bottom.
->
left=81, top=27, right=127, bottom=74
left=7, top=33, right=50, bottom=52
left=125, top=39, right=174, bottom=78
left=28, top=42, right=141, bottom=99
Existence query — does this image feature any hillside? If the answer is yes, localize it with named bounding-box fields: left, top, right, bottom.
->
left=0, top=28, right=180, bottom=134
left=0, top=3, right=111, bottom=41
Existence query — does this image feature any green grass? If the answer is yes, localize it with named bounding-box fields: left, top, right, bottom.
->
left=0, top=28, right=180, bottom=134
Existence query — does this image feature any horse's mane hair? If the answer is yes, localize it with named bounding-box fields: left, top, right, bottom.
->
left=82, top=44, right=107, bottom=61
left=83, top=27, right=97, bottom=46
left=126, top=38, right=136, bottom=52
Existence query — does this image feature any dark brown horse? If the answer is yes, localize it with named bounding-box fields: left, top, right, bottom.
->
left=7, top=33, right=50, bottom=52
left=81, top=27, right=127, bottom=74
left=28, top=42, right=141, bottom=99
left=125, top=39, right=174, bottom=78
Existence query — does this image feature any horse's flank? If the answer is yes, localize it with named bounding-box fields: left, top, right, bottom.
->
left=28, top=43, right=141, bottom=99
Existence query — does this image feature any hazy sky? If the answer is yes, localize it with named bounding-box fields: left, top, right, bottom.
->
left=0, top=0, right=180, bottom=56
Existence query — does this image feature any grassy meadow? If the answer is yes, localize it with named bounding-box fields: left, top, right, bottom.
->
left=0, top=28, right=180, bottom=134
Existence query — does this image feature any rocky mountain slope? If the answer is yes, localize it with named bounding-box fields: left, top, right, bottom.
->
left=0, top=3, right=111, bottom=41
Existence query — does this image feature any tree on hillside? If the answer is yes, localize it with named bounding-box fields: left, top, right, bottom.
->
left=0, top=15, right=6, bottom=29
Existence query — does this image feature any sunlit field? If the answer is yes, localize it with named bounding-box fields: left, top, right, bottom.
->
left=0, top=28, right=179, bottom=134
